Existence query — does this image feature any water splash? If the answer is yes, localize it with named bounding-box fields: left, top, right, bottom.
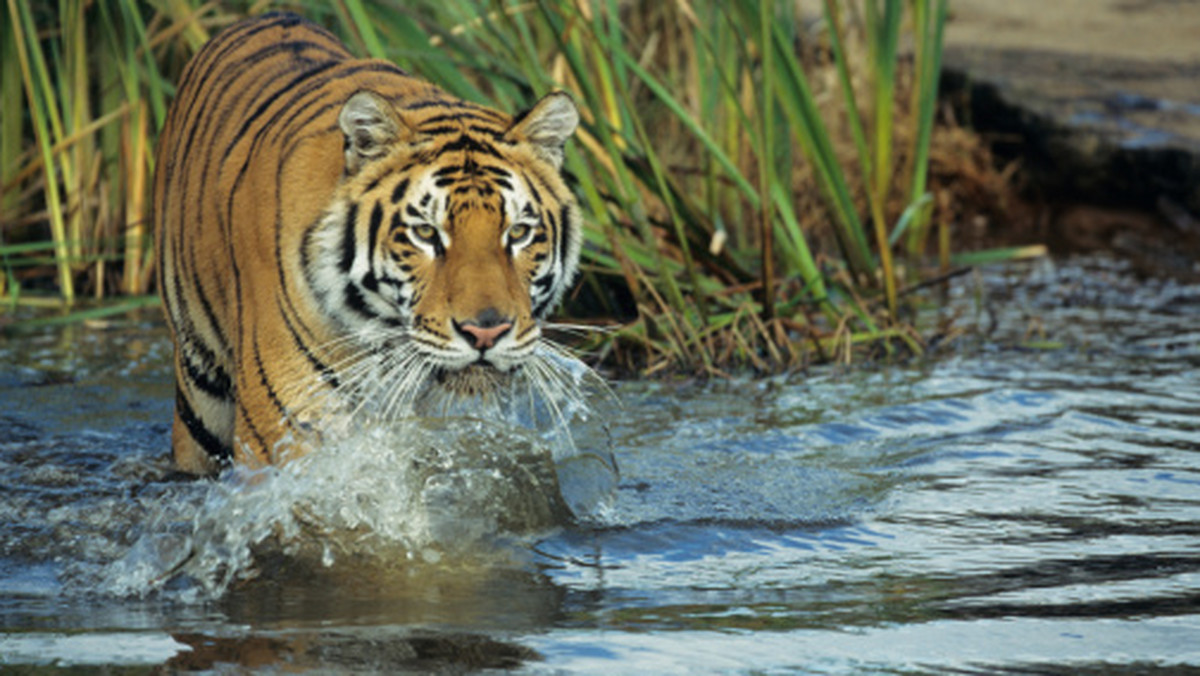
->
left=66, top=355, right=617, bottom=602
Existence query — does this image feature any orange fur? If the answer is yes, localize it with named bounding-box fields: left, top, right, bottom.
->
left=154, top=12, right=581, bottom=474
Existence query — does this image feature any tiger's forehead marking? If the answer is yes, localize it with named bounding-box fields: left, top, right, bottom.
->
left=404, top=171, right=451, bottom=225
left=403, top=162, right=529, bottom=228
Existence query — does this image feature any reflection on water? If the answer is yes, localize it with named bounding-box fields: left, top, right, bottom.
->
left=2, top=256, right=1199, bottom=672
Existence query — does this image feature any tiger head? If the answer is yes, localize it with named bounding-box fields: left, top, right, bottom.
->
left=306, top=90, right=582, bottom=398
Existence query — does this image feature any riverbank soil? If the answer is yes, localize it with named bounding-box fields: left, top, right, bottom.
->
left=941, top=0, right=1200, bottom=279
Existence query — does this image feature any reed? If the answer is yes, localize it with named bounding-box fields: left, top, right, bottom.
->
left=0, top=0, right=1015, bottom=370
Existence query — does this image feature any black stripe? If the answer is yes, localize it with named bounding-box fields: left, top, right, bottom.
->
left=252, top=332, right=293, bottom=435
left=377, top=275, right=406, bottom=292
left=214, top=205, right=246, bottom=381
left=221, top=57, right=340, bottom=177
left=278, top=297, right=340, bottom=389
left=228, top=51, right=339, bottom=147
left=523, top=171, right=542, bottom=203
left=344, top=282, right=377, bottom=319
left=366, top=202, right=384, bottom=263
left=174, top=261, right=231, bottom=364
left=181, top=346, right=233, bottom=399
left=391, top=229, right=412, bottom=247
left=362, top=202, right=388, bottom=297
left=421, top=112, right=499, bottom=126
left=340, top=202, right=358, bottom=274
left=467, top=125, right=504, bottom=138
left=176, top=387, right=233, bottom=463
left=390, top=178, right=410, bottom=204
left=235, top=401, right=269, bottom=462
left=274, top=142, right=328, bottom=363
left=435, top=134, right=503, bottom=159
left=558, top=204, right=572, bottom=273
left=418, top=125, right=460, bottom=136
left=299, top=213, right=324, bottom=299
left=402, top=99, right=507, bottom=118
left=404, top=99, right=458, bottom=110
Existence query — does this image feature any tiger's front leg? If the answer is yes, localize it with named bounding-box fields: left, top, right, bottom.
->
left=170, top=386, right=229, bottom=476
left=167, top=329, right=238, bottom=475
left=228, top=315, right=340, bottom=467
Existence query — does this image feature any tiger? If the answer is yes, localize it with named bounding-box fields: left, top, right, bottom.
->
left=153, top=12, right=584, bottom=475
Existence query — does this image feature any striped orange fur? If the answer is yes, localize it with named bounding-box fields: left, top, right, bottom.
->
left=154, top=12, right=582, bottom=474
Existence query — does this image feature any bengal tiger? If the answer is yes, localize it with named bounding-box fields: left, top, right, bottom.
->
left=153, top=12, right=584, bottom=475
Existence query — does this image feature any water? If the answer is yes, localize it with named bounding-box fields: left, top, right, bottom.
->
left=2, top=256, right=1199, bottom=673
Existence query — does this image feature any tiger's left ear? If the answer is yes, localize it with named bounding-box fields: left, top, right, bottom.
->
left=504, top=92, right=579, bottom=169
left=339, top=91, right=407, bottom=175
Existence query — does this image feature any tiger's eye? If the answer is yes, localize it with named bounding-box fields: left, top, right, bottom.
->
left=411, top=224, right=438, bottom=243
left=508, top=223, right=532, bottom=244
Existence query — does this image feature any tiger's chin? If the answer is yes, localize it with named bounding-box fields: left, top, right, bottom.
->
left=433, top=363, right=515, bottom=398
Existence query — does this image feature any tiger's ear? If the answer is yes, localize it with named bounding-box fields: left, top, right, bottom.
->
left=504, top=91, right=579, bottom=169
left=339, top=91, right=407, bottom=175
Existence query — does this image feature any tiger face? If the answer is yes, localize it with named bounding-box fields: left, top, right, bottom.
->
left=304, top=90, right=582, bottom=404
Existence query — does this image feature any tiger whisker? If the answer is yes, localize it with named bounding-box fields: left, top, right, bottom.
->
left=540, top=321, right=617, bottom=336
left=524, top=355, right=575, bottom=441
left=536, top=338, right=619, bottom=406
left=379, top=349, right=431, bottom=422
left=357, top=346, right=421, bottom=423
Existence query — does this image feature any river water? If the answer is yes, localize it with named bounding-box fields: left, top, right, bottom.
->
left=2, top=256, right=1198, bottom=673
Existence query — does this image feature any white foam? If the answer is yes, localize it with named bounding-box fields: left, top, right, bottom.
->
left=87, top=383, right=615, bottom=601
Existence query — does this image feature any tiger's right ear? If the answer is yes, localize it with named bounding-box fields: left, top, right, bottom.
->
left=339, top=91, right=407, bottom=175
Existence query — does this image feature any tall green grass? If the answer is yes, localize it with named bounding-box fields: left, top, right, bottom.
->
left=2, top=0, right=966, bottom=371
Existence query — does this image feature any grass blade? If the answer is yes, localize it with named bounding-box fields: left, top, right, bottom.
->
left=8, top=0, right=74, bottom=303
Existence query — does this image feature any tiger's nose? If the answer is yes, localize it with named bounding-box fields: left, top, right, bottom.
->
left=454, top=309, right=514, bottom=350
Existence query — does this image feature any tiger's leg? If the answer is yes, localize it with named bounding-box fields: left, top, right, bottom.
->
left=228, top=316, right=336, bottom=467
left=170, top=341, right=236, bottom=475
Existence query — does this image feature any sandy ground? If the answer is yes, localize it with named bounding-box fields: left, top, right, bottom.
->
left=945, top=0, right=1200, bottom=64
left=941, top=0, right=1200, bottom=141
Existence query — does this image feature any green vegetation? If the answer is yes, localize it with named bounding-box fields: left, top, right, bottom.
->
left=1, top=1, right=1020, bottom=372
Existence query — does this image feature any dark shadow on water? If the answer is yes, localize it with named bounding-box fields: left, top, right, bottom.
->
left=166, top=630, right=541, bottom=672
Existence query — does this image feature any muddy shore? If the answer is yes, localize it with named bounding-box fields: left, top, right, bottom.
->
left=942, top=0, right=1200, bottom=278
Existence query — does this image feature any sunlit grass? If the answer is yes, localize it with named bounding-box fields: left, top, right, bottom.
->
left=0, top=1, right=1023, bottom=370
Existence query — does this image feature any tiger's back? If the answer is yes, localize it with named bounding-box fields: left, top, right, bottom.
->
left=155, top=12, right=582, bottom=474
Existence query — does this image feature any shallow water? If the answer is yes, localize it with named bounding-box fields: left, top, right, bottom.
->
left=2, top=257, right=1199, bottom=673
